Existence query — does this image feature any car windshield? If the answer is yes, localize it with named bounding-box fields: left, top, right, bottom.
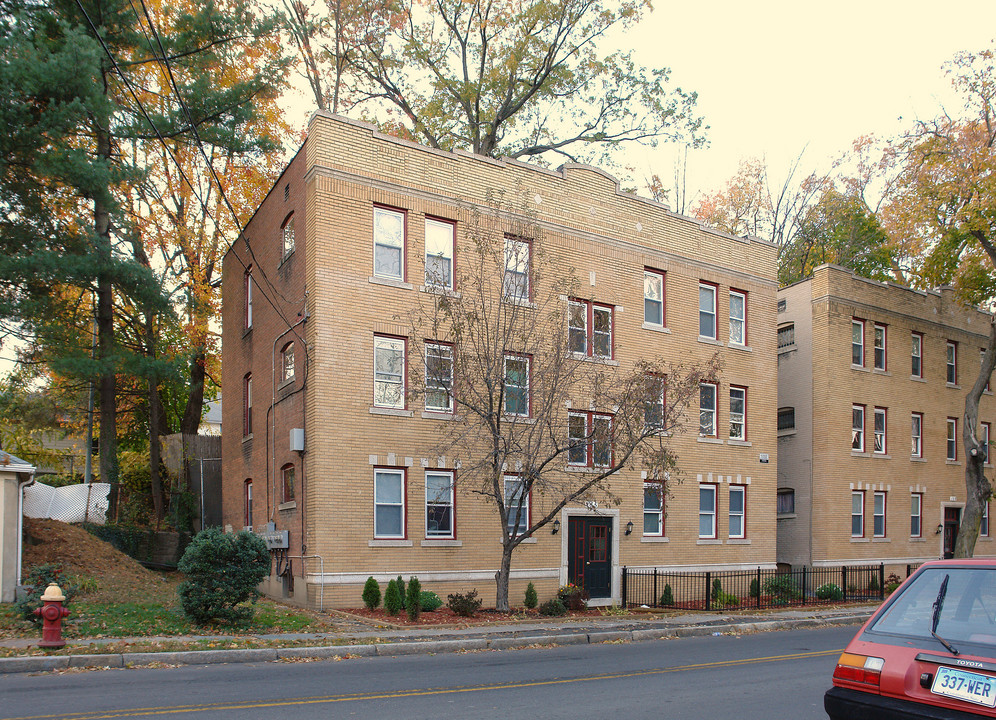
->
left=870, top=567, right=996, bottom=648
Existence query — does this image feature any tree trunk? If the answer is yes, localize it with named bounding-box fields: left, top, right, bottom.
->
left=146, top=317, right=165, bottom=524
left=955, top=316, right=996, bottom=558
left=495, top=542, right=514, bottom=612
left=179, top=347, right=207, bottom=436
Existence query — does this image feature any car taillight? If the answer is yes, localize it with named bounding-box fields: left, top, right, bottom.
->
left=833, top=652, right=884, bottom=686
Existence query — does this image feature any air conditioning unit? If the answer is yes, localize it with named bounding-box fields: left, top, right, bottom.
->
left=290, top=428, right=305, bottom=452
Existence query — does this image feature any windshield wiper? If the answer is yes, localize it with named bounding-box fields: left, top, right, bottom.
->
left=931, top=574, right=959, bottom=656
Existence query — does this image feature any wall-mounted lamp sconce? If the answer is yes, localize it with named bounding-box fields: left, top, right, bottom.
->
left=936, top=524, right=944, bottom=535
left=552, top=519, right=561, bottom=535
left=625, top=520, right=634, bottom=536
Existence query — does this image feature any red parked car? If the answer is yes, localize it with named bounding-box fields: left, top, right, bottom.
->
left=826, top=558, right=996, bottom=719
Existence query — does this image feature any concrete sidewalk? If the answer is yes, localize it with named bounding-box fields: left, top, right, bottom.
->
left=0, top=604, right=877, bottom=674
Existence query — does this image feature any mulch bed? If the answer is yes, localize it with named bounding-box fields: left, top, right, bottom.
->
left=334, top=606, right=607, bottom=628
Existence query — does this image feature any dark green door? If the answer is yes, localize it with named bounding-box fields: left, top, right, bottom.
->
left=567, top=517, right=612, bottom=598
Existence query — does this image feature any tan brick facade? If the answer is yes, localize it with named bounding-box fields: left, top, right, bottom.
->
left=222, top=114, right=780, bottom=609
left=777, top=265, right=996, bottom=574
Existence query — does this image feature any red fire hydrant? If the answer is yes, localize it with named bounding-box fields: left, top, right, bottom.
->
left=33, top=583, right=70, bottom=649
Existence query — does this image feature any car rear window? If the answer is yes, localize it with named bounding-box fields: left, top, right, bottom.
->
left=870, top=567, right=996, bottom=648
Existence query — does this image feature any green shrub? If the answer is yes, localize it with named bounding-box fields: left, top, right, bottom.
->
left=524, top=582, right=538, bottom=609
left=15, top=564, right=77, bottom=624
left=761, top=575, right=802, bottom=603
left=868, top=574, right=880, bottom=592
left=659, top=583, right=674, bottom=606
left=815, top=583, right=844, bottom=601
left=177, top=528, right=270, bottom=626
left=384, top=579, right=403, bottom=615
left=447, top=589, right=482, bottom=617
left=539, top=598, right=567, bottom=616
left=749, top=578, right=760, bottom=599
left=419, top=591, right=443, bottom=612
left=362, top=577, right=381, bottom=610
left=405, top=576, right=422, bottom=621
left=714, top=590, right=739, bottom=608
left=396, top=575, right=406, bottom=608
left=885, top=573, right=903, bottom=595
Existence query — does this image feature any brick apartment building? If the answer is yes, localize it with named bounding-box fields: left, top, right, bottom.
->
left=222, top=113, right=780, bottom=609
left=776, top=265, right=996, bottom=573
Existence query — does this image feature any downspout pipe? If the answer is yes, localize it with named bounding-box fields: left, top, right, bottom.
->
left=17, top=469, right=36, bottom=587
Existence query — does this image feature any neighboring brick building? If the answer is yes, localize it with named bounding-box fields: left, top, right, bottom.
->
left=776, top=265, right=996, bottom=572
left=222, top=113, right=780, bottom=609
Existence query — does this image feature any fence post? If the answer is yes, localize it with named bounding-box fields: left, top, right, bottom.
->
left=756, top=567, right=761, bottom=609
left=705, top=571, right=712, bottom=611
left=802, top=566, right=808, bottom=601
left=842, top=566, right=848, bottom=601
left=906, top=563, right=912, bottom=578
left=879, top=563, right=885, bottom=601
left=653, top=568, right=658, bottom=607
left=621, top=566, right=627, bottom=608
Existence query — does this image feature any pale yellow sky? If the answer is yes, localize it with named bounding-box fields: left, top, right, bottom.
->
left=626, top=0, right=996, bottom=203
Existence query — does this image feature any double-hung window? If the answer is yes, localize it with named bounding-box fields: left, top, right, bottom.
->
left=873, top=407, right=887, bottom=454
left=699, top=484, right=717, bottom=538
left=699, top=283, right=717, bottom=340
left=244, top=266, right=253, bottom=330
left=425, top=218, right=454, bottom=289
left=778, top=407, right=795, bottom=432
left=911, top=332, right=923, bottom=378
left=643, top=483, right=663, bottom=536
left=777, top=488, right=795, bottom=515
left=873, top=491, right=887, bottom=537
left=425, top=471, right=454, bottom=538
left=851, top=491, right=864, bottom=537
left=911, top=412, right=923, bottom=458
left=911, top=493, right=922, bottom=537
left=874, top=323, right=887, bottom=370
left=425, top=342, right=454, bottom=412
left=983, top=422, right=991, bottom=465
left=244, top=479, right=253, bottom=528
left=644, top=269, right=665, bottom=327
left=644, top=374, right=666, bottom=430
left=243, top=373, right=253, bottom=436
left=729, top=386, right=746, bottom=441
left=729, top=290, right=747, bottom=346
left=567, top=411, right=612, bottom=468
left=374, top=335, right=406, bottom=408
left=983, top=349, right=992, bottom=392
left=851, top=404, right=865, bottom=452
left=503, top=237, right=530, bottom=301
left=374, top=468, right=406, bottom=538
left=852, top=319, right=865, bottom=366
left=280, top=342, right=295, bottom=383
left=282, top=217, right=295, bottom=258
left=504, top=476, right=529, bottom=536
left=373, top=206, right=405, bottom=280
left=699, top=382, right=717, bottom=437
left=947, top=418, right=958, bottom=460
left=947, top=341, right=958, bottom=384
left=503, top=354, right=530, bottom=416
left=729, top=486, right=746, bottom=538
left=569, top=299, right=613, bottom=358
left=983, top=502, right=991, bottom=537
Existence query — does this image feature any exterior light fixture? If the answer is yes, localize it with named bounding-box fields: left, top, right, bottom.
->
left=625, top=520, right=634, bottom=536
left=936, top=524, right=944, bottom=535
left=552, top=519, right=561, bottom=535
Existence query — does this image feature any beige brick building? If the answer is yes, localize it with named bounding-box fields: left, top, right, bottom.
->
left=777, top=265, right=996, bottom=572
left=222, top=114, right=780, bottom=610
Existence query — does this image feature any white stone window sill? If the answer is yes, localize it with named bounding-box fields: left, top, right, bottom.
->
left=727, top=538, right=750, bottom=545
left=419, top=285, right=461, bottom=298
left=697, top=436, right=723, bottom=444
left=422, top=410, right=457, bottom=420
left=503, top=415, right=536, bottom=424
left=947, top=383, right=962, bottom=390
left=642, top=323, right=671, bottom=334
left=640, top=536, right=669, bottom=543
left=777, top=429, right=796, bottom=438
left=851, top=364, right=870, bottom=372
left=278, top=501, right=297, bottom=511
left=369, top=539, right=413, bottom=547
left=850, top=537, right=870, bottom=543
left=946, top=459, right=962, bottom=466
left=872, top=453, right=891, bottom=459
left=370, top=406, right=414, bottom=418
left=872, top=537, right=891, bottom=543
left=910, top=537, right=926, bottom=542
left=872, top=369, right=891, bottom=376
left=369, top=275, right=414, bottom=290
left=777, top=345, right=796, bottom=355
left=777, top=513, right=797, bottom=520
left=421, top=539, right=462, bottom=547
left=851, top=451, right=870, bottom=457
left=698, top=336, right=724, bottom=347
left=566, top=465, right=605, bottom=474
left=503, top=296, right=537, bottom=309
left=696, top=538, right=721, bottom=545
left=728, top=344, right=752, bottom=353
left=910, top=376, right=926, bottom=383
left=277, top=378, right=295, bottom=391
left=503, top=537, right=538, bottom=544
left=911, top=457, right=926, bottom=463
left=569, top=352, right=619, bottom=366
left=728, top=439, right=752, bottom=447
left=242, top=327, right=253, bottom=339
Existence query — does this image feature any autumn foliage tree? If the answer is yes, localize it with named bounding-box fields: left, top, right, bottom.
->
left=406, top=190, right=719, bottom=611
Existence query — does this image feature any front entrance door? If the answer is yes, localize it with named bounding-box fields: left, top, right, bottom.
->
left=943, top=507, right=961, bottom=559
left=567, top=516, right=612, bottom=598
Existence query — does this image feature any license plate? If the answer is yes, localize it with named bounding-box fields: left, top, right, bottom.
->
left=931, top=665, right=996, bottom=708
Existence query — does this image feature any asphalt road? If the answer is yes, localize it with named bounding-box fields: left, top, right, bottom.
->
left=0, top=625, right=854, bottom=720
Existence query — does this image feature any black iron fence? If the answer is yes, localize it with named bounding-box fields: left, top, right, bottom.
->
left=621, top=562, right=924, bottom=611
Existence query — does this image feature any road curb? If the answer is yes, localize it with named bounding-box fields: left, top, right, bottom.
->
left=0, top=613, right=873, bottom=674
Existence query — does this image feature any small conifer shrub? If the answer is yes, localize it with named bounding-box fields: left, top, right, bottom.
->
left=539, top=598, right=567, bottom=616
left=177, top=528, right=269, bottom=626
left=524, top=582, right=538, bottom=609
left=384, top=579, right=403, bottom=614
left=406, top=576, right=422, bottom=621
left=362, top=577, right=381, bottom=610
left=659, top=583, right=674, bottom=606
